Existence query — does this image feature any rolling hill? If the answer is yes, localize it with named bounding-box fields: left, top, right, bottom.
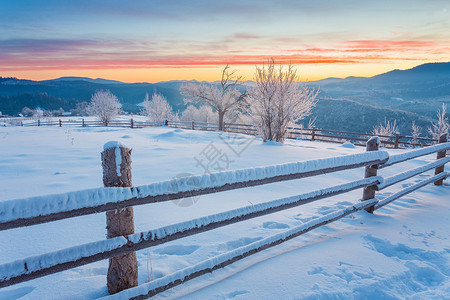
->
left=1, top=62, right=448, bottom=134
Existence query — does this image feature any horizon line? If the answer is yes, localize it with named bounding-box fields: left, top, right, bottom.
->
left=1, top=60, right=449, bottom=84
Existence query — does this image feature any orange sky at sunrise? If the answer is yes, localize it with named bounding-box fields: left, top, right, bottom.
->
left=1, top=1, right=449, bottom=82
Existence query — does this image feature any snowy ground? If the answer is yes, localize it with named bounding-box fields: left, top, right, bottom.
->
left=0, top=124, right=448, bottom=299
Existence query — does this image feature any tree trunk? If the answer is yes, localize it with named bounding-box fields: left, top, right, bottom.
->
left=101, top=144, right=138, bottom=294
left=218, top=110, right=225, bottom=131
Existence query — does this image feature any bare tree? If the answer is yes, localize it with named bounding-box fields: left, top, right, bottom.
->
left=180, top=65, right=247, bottom=130
left=88, top=90, right=122, bottom=124
left=247, top=60, right=318, bottom=143
left=141, top=92, right=177, bottom=123
left=411, top=120, right=422, bottom=147
left=428, top=103, right=449, bottom=142
left=372, top=118, right=398, bottom=147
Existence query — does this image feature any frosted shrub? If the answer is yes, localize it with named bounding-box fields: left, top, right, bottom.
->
left=88, top=90, right=122, bottom=123
left=427, top=103, right=449, bottom=142
left=372, top=118, right=399, bottom=147
left=32, top=108, right=44, bottom=120
left=247, top=60, right=318, bottom=143
left=410, top=121, right=422, bottom=147
left=141, top=92, right=177, bottom=123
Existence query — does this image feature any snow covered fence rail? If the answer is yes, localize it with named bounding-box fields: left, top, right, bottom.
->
left=0, top=134, right=448, bottom=296
left=378, top=141, right=450, bottom=168
left=0, top=151, right=389, bottom=231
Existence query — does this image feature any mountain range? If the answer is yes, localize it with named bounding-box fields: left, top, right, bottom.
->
left=1, top=62, right=449, bottom=134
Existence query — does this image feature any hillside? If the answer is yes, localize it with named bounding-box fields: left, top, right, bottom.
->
left=306, top=98, right=433, bottom=133
left=0, top=62, right=448, bottom=134
left=308, top=62, right=450, bottom=118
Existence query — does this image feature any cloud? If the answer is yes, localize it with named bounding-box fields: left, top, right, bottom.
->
left=234, top=33, right=262, bottom=39
left=0, top=37, right=444, bottom=72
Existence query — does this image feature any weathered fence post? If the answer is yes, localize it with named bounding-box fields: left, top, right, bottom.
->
left=311, top=126, right=316, bottom=141
left=21, top=121, right=23, bottom=126
left=362, top=136, right=380, bottom=213
left=105, top=120, right=108, bottom=127
left=394, top=132, right=400, bottom=149
left=59, top=119, right=62, bottom=127
left=164, top=120, right=168, bottom=126
left=192, top=121, right=195, bottom=130
left=131, top=118, right=134, bottom=128
left=101, top=142, right=138, bottom=294
left=434, top=133, right=448, bottom=186
left=38, top=119, right=40, bottom=126
left=82, top=119, right=85, bottom=127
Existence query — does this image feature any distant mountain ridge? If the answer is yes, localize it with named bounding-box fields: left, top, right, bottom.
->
left=47, top=77, right=125, bottom=85
left=1, top=61, right=449, bottom=134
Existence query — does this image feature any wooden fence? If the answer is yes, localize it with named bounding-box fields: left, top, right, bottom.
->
left=4, top=118, right=439, bottom=148
left=0, top=133, right=448, bottom=299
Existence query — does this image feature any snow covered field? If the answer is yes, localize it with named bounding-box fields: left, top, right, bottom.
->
left=0, top=125, right=448, bottom=299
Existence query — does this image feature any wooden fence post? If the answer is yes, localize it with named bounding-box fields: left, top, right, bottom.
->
left=38, top=119, right=40, bottom=126
left=192, top=121, right=195, bottom=130
left=394, top=132, right=400, bottom=149
left=101, top=142, right=138, bottom=294
left=311, top=127, right=316, bottom=141
left=131, top=118, right=134, bottom=128
left=164, top=120, right=168, bottom=126
left=434, top=133, right=448, bottom=186
left=59, top=119, right=62, bottom=127
left=82, top=119, right=85, bottom=127
left=362, top=136, right=380, bottom=213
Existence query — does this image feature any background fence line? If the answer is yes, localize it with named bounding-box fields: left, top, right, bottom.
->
left=3, top=118, right=440, bottom=148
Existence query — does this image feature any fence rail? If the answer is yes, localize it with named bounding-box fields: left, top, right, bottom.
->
left=0, top=132, right=448, bottom=299
left=3, top=118, right=439, bottom=148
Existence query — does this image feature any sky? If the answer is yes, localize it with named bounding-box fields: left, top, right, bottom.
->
left=0, top=0, right=449, bottom=82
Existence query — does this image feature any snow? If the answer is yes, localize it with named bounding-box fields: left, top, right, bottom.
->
left=101, top=198, right=379, bottom=300
left=0, top=122, right=448, bottom=299
left=102, top=141, right=126, bottom=151
left=375, top=172, right=449, bottom=210
left=377, top=157, right=450, bottom=190
left=341, top=142, right=356, bottom=148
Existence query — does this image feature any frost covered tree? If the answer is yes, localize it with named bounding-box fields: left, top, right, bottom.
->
left=372, top=118, right=398, bottom=146
left=88, top=90, right=121, bottom=124
left=181, top=105, right=217, bottom=123
left=141, top=92, right=177, bottom=123
left=427, top=103, right=449, bottom=142
left=410, top=121, right=422, bottom=147
left=32, top=108, right=44, bottom=120
left=180, top=65, right=247, bottom=130
left=246, top=60, right=318, bottom=143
